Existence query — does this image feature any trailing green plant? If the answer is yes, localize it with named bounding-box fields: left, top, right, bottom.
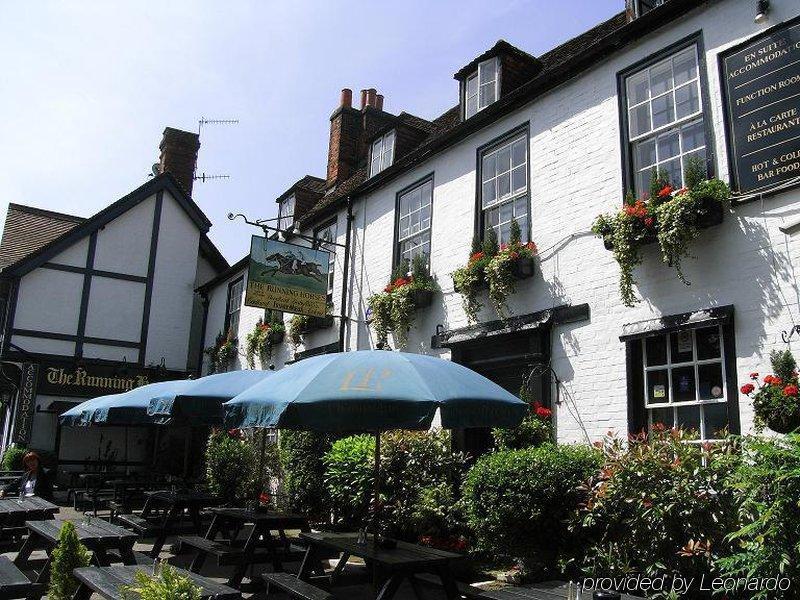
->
left=740, top=349, right=800, bottom=433
left=205, top=428, right=258, bottom=504
left=452, top=236, right=490, bottom=324
left=279, top=430, right=332, bottom=520
left=244, top=318, right=285, bottom=369
left=573, top=428, right=740, bottom=598
left=716, top=434, right=800, bottom=599
left=366, top=255, right=437, bottom=348
left=122, top=562, right=202, bottom=600
left=48, top=521, right=90, bottom=600
left=463, top=443, right=601, bottom=578
left=492, top=385, right=553, bottom=449
left=204, top=329, right=238, bottom=374
left=288, top=303, right=333, bottom=348
left=1, top=444, right=26, bottom=471
left=592, top=161, right=730, bottom=307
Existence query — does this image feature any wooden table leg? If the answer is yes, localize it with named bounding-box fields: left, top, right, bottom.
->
left=329, top=553, right=350, bottom=585
left=375, top=574, right=405, bottom=600
left=71, top=582, right=92, bottom=600
left=119, top=544, right=138, bottom=565
left=227, top=522, right=266, bottom=588
left=408, top=575, right=426, bottom=600
left=149, top=503, right=180, bottom=558
left=436, top=566, right=461, bottom=600
left=297, top=545, right=326, bottom=582
left=189, top=514, right=223, bottom=573
left=14, top=534, right=38, bottom=568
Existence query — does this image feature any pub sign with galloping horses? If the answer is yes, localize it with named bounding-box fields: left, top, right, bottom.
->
left=244, top=235, right=330, bottom=317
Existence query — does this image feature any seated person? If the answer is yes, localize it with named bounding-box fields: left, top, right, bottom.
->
left=0, top=451, right=54, bottom=501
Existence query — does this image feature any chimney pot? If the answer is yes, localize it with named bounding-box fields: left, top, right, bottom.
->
left=375, top=94, right=384, bottom=111
left=366, top=88, right=377, bottom=108
left=158, top=127, right=200, bottom=197
left=360, top=89, right=368, bottom=109
left=340, top=88, right=352, bottom=108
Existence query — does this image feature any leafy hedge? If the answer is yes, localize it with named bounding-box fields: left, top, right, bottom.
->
left=279, top=430, right=332, bottom=520
left=205, top=429, right=257, bottom=504
left=463, top=443, right=601, bottom=577
left=1, top=444, right=26, bottom=471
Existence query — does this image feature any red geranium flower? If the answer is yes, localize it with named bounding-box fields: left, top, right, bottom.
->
left=499, top=243, right=508, bottom=251
left=749, top=372, right=759, bottom=380
left=469, top=251, right=484, bottom=264
left=740, top=383, right=755, bottom=395
left=644, top=217, right=654, bottom=227
left=227, top=428, right=242, bottom=439
left=259, top=492, right=271, bottom=504
left=525, top=241, right=538, bottom=253
left=784, top=385, right=798, bottom=397
left=658, top=185, right=673, bottom=198
left=535, top=405, right=552, bottom=419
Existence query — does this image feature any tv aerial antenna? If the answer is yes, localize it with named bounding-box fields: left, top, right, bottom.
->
left=194, top=116, right=239, bottom=183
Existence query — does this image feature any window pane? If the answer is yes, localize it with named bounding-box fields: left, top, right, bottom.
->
left=673, top=366, right=696, bottom=402
left=696, top=326, right=721, bottom=360
left=673, top=48, right=698, bottom=86
left=499, top=222, right=511, bottom=245
left=514, top=196, right=528, bottom=217
left=483, top=154, right=497, bottom=181
left=682, top=150, right=706, bottom=179
left=512, top=139, right=526, bottom=167
left=516, top=214, right=529, bottom=243
left=698, top=363, right=724, bottom=400
left=480, top=83, right=496, bottom=107
left=670, top=330, right=694, bottom=363
left=482, top=180, right=496, bottom=208
left=651, top=92, right=675, bottom=129
left=466, top=95, right=478, bottom=118
left=704, top=403, right=729, bottom=439
left=630, top=104, right=651, bottom=137
left=498, top=172, right=511, bottom=198
left=650, top=59, right=673, bottom=96
left=650, top=407, right=674, bottom=430
left=499, top=200, right=513, bottom=224
left=511, top=165, right=526, bottom=194
left=467, top=74, right=478, bottom=96
left=676, top=405, right=701, bottom=433
left=497, top=146, right=511, bottom=173
left=675, top=83, right=700, bottom=119
left=627, top=71, right=650, bottom=106
left=399, top=216, right=409, bottom=238
left=634, top=139, right=656, bottom=171
left=657, top=130, right=681, bottom=161
left=647, top=370, right=669, bottom=404
left=636, top=169, right=652, bottom=197
left=645, top=335, right=667, bottom=366
left=479, top=58, right=496, bottom=83
left=661, top=158, right=682, bottom=188
left=681, top=120, right=705, bottom=152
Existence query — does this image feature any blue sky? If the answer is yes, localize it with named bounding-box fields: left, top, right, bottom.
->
left=0, top=1, right=622, bottom=262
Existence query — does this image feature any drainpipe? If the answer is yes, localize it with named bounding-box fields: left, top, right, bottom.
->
left=338, top=198, right=354, bottom=352
left=195, top=292, right=210, bottom=375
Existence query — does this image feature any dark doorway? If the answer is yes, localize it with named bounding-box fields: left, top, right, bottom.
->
left=449, top=326, right=551, bottom=457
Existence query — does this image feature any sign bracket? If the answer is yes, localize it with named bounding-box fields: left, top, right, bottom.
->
left=228, top=212, right=347, bottom=249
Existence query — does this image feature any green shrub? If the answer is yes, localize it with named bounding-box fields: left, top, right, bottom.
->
left=279, top=430, right=332, bottom=519
left=205, top=429, right=257, bottom=504
left=463, top=443, right=601, bottom=577
left=716, top=434, right=800, bottom=599
left=324, top=434, right=375, bottom=529
left=48, top=521, right=90, bottom=600
left=576, top=428, right=740, bottom=597
left=493, top=386, right=553, bottom=450
left=1, top=444, right=26, bottom=471
left=123, top=563, right=202, bottom=600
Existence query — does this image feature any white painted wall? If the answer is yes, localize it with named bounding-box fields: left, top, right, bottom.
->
left=14, top=269, right=83, bottom=335
left=93, top=196, right=153, bottom=276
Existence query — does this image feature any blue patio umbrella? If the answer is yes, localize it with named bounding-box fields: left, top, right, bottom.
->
left=147, top=370, right=274, bottom=425
left=59, top=379, right=193, bottom=427
left=223, top=350, right=528, bottom=539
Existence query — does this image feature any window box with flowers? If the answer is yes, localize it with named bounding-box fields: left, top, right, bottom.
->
left=288, top=304, right=335, bottom=347
left=741, top=349, right=800, bottom=434
left=592, top=158, right=729, bottom=307
left=452, top=220, right=537, bottom=323
left=244, top=318, right=285, bottom=369
left=367, top=254, right=437, bottom=349
left=204, top=330, right=238, bottom=374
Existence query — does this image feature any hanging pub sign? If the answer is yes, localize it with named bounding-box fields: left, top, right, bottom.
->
left=244, top=235, right=330, bottom=317
left=37, top=360, right=187, bottom=398
left=720, top=17, right=800, bottom=194
left=12, top=363, right=38, bottom=445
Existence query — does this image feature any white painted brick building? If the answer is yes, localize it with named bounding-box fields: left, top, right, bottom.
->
left=202, top=0, right=800, bottom=448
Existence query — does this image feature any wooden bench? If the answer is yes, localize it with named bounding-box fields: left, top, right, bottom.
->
left=114, top=513, right=158, bottom=536
left=264, top=573, right=332, bottom=600
left=0, top=556, right=43, bottom=600
left=180, top=536, right=306, bottom=568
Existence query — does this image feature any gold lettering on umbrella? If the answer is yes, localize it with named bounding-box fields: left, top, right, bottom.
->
left=339, top=368, right=392, bottom=392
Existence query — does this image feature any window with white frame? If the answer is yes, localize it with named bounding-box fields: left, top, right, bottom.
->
left=370, top=130, right=395, bottom=177
left=642, top=325, right=729, bottom=442
left=465, top=58, right=499, bottom=119
left=397, top=178, right=433, bottom=266
left=226, top=278, right=244, bottom=336
left=480, top=133, right=529, bottom=245
left=278, top=195, right=295, bottom=232
left=625, top=45, right=706, bottom=196
left=315, top=219, right=338, bottom=298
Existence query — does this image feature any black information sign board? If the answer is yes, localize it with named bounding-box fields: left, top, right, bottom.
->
left=720, top=18, right=800, bottom=194
left=12, top=363, right=38, bottom=445
left=37, top=359, right=187, bottom=398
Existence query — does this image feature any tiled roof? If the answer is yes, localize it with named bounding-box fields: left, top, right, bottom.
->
left=0, top=204, right=85, bottom=269
left=300, top=168, right=368, bottom=226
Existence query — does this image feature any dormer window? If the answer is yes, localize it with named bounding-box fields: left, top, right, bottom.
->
left=370, top=130, right=395, bottom=177
left=465, top=57, right=499, bottom=119
left=632, top=0, right=665, bottom=18
left=278, top=194, right=295, bottom=231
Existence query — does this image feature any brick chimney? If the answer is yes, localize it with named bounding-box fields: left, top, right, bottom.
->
left=327, top=88, right=362, bottom=188
left=159, top=127, right=200, bottom=196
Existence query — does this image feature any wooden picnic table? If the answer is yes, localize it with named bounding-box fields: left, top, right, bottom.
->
left=477, top=581, right=644, bottom=599
left=182, top=506, right=310, bottom=589
left=72, top=564, right=241, bottom=600
left=139, top=489, right=221, bottom=557
left=15, top=519, right=138, bottom=585
left=298, top=532, right=463, bottom=600
left=0, top=497, right=58, bottom=524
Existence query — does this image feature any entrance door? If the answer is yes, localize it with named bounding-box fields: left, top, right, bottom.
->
left=450, top=327, right=550, bottom=457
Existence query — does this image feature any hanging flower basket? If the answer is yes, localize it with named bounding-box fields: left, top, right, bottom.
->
left=204, top=330, right=238, bottom=374
left=511, top=255, right=535, bottom=279
left=742, top=349, right=800, bottom=434
left=244, top=319, right=285, bottom=369
left=410, top=288, right=434, bottom=309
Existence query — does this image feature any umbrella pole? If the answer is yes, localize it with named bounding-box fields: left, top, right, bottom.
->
left=373, top=431, right=380, bottom=548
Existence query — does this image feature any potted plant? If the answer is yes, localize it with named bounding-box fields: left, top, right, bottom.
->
left=203, top=329, right=238, bottom=374
left=742, top=349, right=800, bottom=434
left=288, top=303, right=335, bottom=346
left=452, top=221, right=537, bottom=323
left=366, top=254, right=437, bottom=348
left=48, top=521, right=90, bottom=600
left=123, top=562, right=202, bottom=600
left=244, top=318, right=285, bottom=369
left=592, top=157, right=730, bottom=307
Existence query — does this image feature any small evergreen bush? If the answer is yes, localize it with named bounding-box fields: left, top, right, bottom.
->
left=278, top=430, right=332, bottom=519
left=48, top=521, right=90, bottom=600
left=1, top=444, right=26, bottom=471
left=205, top=428, right=257, bottom=504
left=123, top=563, right=202, bottom=600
